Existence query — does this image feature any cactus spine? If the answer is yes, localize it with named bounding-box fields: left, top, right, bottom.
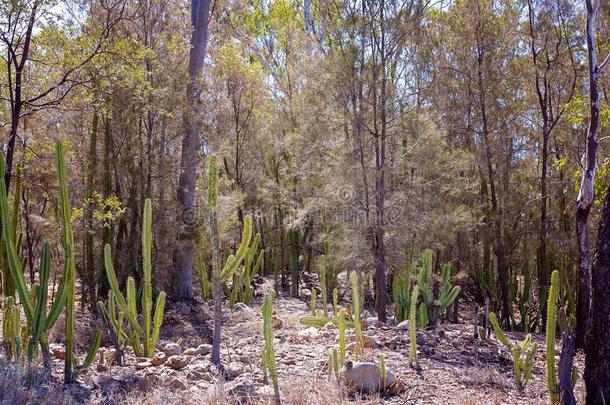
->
left=104, top=198, right=166, bottom=358
left=409, top=285, right=419, bottom=368
left=546, top=270, right=559, bottom=403
left=351, top=272, right=363, bottom=360
left=262, top=293, right=280, bottom=403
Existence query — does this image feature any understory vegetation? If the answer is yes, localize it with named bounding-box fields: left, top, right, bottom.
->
left=2, top=0, right=610, bottom=404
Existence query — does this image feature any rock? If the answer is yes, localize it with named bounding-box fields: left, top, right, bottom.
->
left=389, top=379, right=407, bottom=395
left=361, top=335, right=379, bottom=348
left=322, top=322, right=337, bottom=331
left=340, top=361, right=396, bottom=393
left=167, top=355, right=190, bottom=370
left=168, top=377, right=188, bottom=390
left=178, top=302, right=191, bottom=315
left=386, top=335, right=401, bottom=350
left=196, top=309, right=210, bottom=323
left=96, top=364, right=109, bottom=372
left=197, top=343, right=213, bottom=355
left=144, top=370, right=162, bottom=384
left=136, top=360, right=152, bottom=370
left=232, top=303, right=254, bottom=314
left=50, top=344, right=65, bottom=360
left=396, top=319, right=410, bottom=331
left=209, top=377, right=258, bottom=403
left=297, top=327, right=319, bottom=340
left=366, top=317, right=380, bottom=327
left=271, top=316, right=283, bottom=329
left=163, top=342, right=182, bottom=357
left=183, top=347, right=200, bottom=356
left=151, top=352, right=167, bottom=366
left=225, top=362, right=244, bottom=378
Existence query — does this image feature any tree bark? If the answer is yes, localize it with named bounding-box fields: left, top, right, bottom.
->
left=174, top=0, right=211, bottom=299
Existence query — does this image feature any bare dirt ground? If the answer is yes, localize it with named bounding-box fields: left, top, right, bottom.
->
left=0, top=277, right=585, bottom=404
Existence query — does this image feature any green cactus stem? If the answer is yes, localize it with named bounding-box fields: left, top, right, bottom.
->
left=546, top=270, right=559, bottom=403
left=262, top=293, right=280, bottom=403
left=409, top=285, right=420, bottom=369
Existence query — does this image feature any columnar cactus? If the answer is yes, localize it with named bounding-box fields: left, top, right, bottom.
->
left=337, top=308, right=347, bottom=367
left=351, top=272, right=363, bottom=360
left=318, top=256, right=328, bottom=318
left=546, top=270, right=559, bottom=403
left=230, top=233, right=263, bottom=306
left=56, top=142, right=102, bottom=383
left=310, top=289, right=317, bottom=316
left=332, top=288, right=339, bottom=316
left=262, top=293, right=280, bottom=403
left=0, top=146, right=77, bottom=377
left=489, top=312, right=538, bottom=388
left=2, top=296, right=21, bottom=361
left=96, top=290, right=126, bottom=366
left=409, top=285, right=420, bottom=368
left=104, top=198, right=166, bottom=358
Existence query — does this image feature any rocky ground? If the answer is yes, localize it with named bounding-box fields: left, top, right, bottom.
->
left=0, top=278, right=585, bottom=404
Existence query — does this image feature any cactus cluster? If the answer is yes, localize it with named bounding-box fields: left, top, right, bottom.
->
left=102, top=198, right=166, bottom=358
left=196, top=253, right=211, bottom=301
left=416, top=250, right=461, bottom=327
left=0, top=143, right=100, bottom=383
left=96, top=290, right=126, bottom=365
left=2, top=296, right=22, bottom=361
left=261, top=293, right=280, bottom=403
left=392, top=254, right=413, bottom=323
left=489, top=312, right=538, bottom=388
left=230, top=233, right=263, bottom=306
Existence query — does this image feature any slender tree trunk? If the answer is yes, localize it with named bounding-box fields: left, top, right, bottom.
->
left=174, top=0, right=211, bottom=299
left=538, top=126, right=549, bottom=324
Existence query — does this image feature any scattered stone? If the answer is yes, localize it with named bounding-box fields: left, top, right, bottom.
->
left=168, top=377, right=188, bottom=390
left=50, top=344, right=65, bottom=360
left=197, top=343, right=213, bottom=355
left=225, top=362, right=244, bottom=378
left=396, top=319, right=410, bottom=331
left=183, top=347, right=200, bottom=356
left=96, top=364, right=109, bottom=372
left=271, top=316, right=283, bottom=329
left=322, top=322, right=337, bottom=331
left=232, top=303, right=254, bottom=314
left=151, top=352, right=167, bottom=366
left=167, top=355, right=190, bottom=370
left=340, top=361, right=396, bottom=393
left=163, top=342, right=182, bottom=357
left=135, top=360, right=152, bottom=370
left=209, top=377, right=258, bottom=403
left=297, top=327, right=319, bottom=340
left=178, top=302, right=192, bottom=315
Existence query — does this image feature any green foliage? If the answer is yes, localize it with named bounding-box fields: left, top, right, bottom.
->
left=298, top=315, right=355, bottom=329
left=197, top=254, right=211, bottom=301
left=318, top=256, right=328, bottom=318
left=409, top=285, right=419, bottom=368
left=351, top=272, right=363, bottom=360
left=309, top=289, right=317, bottom=316
left=104, top=198, right=166, bottom=358
left=56, top=141, right=102, bottom=383
left=0, top=167, right=21, bottom=298
left=2, top=296, right=22, bottom=362
left=218, top=216, right=254, bottom=283
left=546, top=270, right=559, bottom=403
left=230, top=233, right=263, bottom=306
left=415, top=250, right=461, bottom=327
left=96, top=290, right=126, bottom=365
left=489, top=312, right=538, bottom=389
left=262, top=293, right=280, bottom=403
left=392, top=252, right=413, bottom=323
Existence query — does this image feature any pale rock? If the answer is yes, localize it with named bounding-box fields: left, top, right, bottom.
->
left=167, top=355, right=190, bottom=370
left=197, top=343, right=213, bottom=355
left=225, top=362, right=244, bottom=378
left=183, top=347, right=200, bottom=356
left=208, top=377, right=258, bottom=403
left=151, top=352, right=167, bottom=366
left=136, top=360, right=152, bottom=370
left=396, top=319, right=410, bottom=331
left=340, top=361, right=396, bottom=393
left=168, top=377, right=188, bottom=390
left=163, top=342, right=182, bottom=357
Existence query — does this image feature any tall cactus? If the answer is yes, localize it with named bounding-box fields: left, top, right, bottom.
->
left=318, top=256, right=328, bottom=318
left=409, top=285, right=420, bottom=368
left=104, top=198, right=166, bottom=358
left=0, top=150, right=69, bottom=372
left=230, top=233, right=263, bottom=306
left=56, top=141, right=102, bottom=383
left=96, top=290, right=126, bottom=366
left=337, top=308, right=347, bottom=367
left=2, top=296, right=21, bottom=361
left=351, top=272, right=363, bottom=360
left=262, top=293, right=280, bottom=403
left=546, top=270, right=559, bottom=403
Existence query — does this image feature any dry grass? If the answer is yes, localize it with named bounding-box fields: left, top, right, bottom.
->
left=0, top=360, right=74, bottom=405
